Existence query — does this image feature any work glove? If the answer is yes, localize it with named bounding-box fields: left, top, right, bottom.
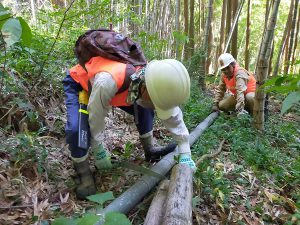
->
left=93, top=143, right=112, bottom=171
left=211, top=104, right=219, bottom=112
left=237, top=109, right=249, bottom=117
left=179, top=153, right=197, bottom=172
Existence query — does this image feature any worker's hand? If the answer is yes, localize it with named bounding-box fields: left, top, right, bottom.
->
left=211, top=104, right=219, bottom=112
left=93, top=143, right=112, bottom=170
left=179, top=153, right=197, bottom=172
left=237, top=109, right=249, bottom=117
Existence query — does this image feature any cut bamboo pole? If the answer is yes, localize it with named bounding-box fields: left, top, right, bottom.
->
left=95, top=112, right=219, bottom=224
left=144, top=180, right=170, bottom=225
left=162, top=164, right=193, bottom=225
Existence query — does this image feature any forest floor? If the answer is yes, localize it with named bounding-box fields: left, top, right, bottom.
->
left=0, top=82, right=299, bottom=225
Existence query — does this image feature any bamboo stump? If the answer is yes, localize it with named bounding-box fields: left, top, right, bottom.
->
left=144, top=180, right=170, bottom=225
left=162, top=164, right=193, bottom=225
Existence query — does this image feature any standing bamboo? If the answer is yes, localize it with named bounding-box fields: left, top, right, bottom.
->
left=231, top=0, right=238, bottom=58
left=175, top=0, right=180, bottom=59
left=273, top=0, right=294, bottom=76
left=198, top=0, right=214, bottom=91
left=183, top=0, right=189, bottom=60
left=245, top=0, right=251, bottom=70
left=214, top=0, right=227, bottom=73
left=284, top=0, right=299, bottom=74
left=253, top=0, right=281, bottom=131
left=291, top=6, right=300, bottom=73
left=189, top=0, right=195, bottom=57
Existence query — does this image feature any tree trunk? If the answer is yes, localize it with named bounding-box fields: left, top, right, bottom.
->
left=200, top=0, right=205, bottom=35
left=175, top=0, right=180, bottom=59
left=285, top=0, right=299, bottom=74
left=189, top=0, right=195, bottom=57
left=162, top=164, right=193, bottom=225
left=214, top=0, right=227, bottom=73
left=231, top=0, right=238, bottom=58
left=273, top=0, right=294, bottom=76
left=253, top=0, right=281, bottom=131
left=183, top=0, right=189, bottom=60
left=224, top=0, right=245, bottom=53
left=255, top=0, right=274, bottom=73
left=291, top=5, right=300, bottom=73
left=150, top=0, right=158, bottom=34
left=198, top=0, right=214, bottom=91
left=245, top=0, right=251, bottom=70
left=30, top=0, right=36, bottom=24
left=144, top=180, right=170, bottom=225
left=225, top=0, right=232, bottom=47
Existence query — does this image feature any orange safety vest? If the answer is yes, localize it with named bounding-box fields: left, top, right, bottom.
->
left=223, top=66, right=256, bottom=95
left=69, top=56, right=130, bottom=106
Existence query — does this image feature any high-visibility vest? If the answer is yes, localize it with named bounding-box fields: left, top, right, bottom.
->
left=69, top=56, right=130, bottom=106
left=223, top=66, right=256, bottom=95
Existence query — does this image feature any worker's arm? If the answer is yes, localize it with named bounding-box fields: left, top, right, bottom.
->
left=235, top=70, right=249, bottom=113
left=161, top=107, right=190, bottom=155
left=88, top=72, right=118, bottom=146
left=214, top=76, right=227, bottom=106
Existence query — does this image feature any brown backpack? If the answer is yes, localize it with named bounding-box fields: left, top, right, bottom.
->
left=74, top=28, right=147, bottom=69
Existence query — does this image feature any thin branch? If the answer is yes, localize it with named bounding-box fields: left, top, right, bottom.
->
left=30, top=0, right=76, bottom=91
left=196, top=139, right=225, bottom=166
left=0, top=104, right=16, bottom=121
left=0, top=32, right=7, bottom=96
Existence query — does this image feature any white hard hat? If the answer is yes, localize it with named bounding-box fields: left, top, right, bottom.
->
left=144, top=59, right=190, bottom=120
left=218, top=53, right=236, bottom=70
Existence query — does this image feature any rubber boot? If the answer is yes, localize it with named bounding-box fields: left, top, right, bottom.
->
left=140, top=135, right=177, bottom=161
left=73, top=159, right=97, bottom=200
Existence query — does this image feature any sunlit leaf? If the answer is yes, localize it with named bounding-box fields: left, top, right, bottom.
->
left=77, top=214, right=100, bottom=225
left=17, top=17, right=32, bottom=46
left=275, top=76, right=288, bottom=86
left=86, top=192, right=115, bottom=205
left=281, top=91, right=300, bottom=115
left=51, top=217, right=76, bottom=225
left=104, top=212, right=132, bottom=225
left=1, top=18, right=22, bottom=47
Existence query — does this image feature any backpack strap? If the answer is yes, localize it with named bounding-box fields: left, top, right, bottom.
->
left=116, top=64, right=136, bottom=94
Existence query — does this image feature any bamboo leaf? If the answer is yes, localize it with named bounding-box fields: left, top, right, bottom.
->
left=86, top=192, right=115, bottom=205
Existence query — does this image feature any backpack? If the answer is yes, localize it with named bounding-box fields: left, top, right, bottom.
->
left=74, top=28, right=147, bottom=69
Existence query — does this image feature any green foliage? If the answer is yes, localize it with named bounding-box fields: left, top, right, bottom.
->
left=52, top=191, right=132, bottom=225
left=262, top=61, right=300, bottom=115
left=0, top=3, right=32, bottom=47
left=86, top=192, right=115, bottom=206
left=186, top=49, right=206, bottom=78
left=0, top=132, right=48, bottom=172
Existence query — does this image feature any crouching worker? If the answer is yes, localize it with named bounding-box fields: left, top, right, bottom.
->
left=63, top=56, right=196, bottom=199
left=212, top=53, right=256, bottom=116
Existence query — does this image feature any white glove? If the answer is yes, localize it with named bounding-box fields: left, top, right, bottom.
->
left=92, top=143, right=112, bottom=170
left=179, top=153, right=197, bottom=172
left=237, top=109, right=249, bottom=117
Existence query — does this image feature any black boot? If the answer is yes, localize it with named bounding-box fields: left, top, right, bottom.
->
left=73, top=159, right=97, bottom=200
left=140, top=135, right=177, bottom=161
